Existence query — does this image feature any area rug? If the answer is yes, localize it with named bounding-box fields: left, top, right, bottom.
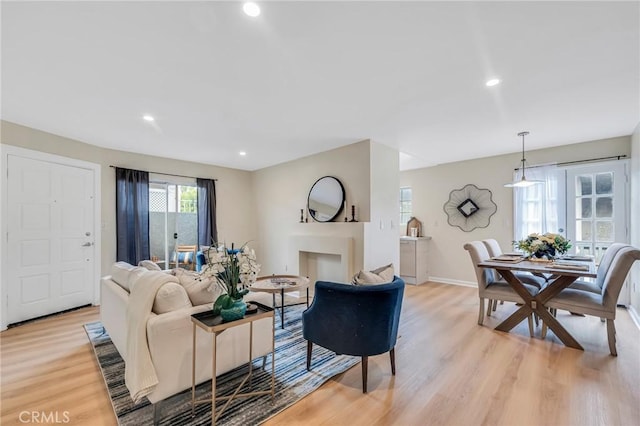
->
left=85, top=305, right=358, bottom=425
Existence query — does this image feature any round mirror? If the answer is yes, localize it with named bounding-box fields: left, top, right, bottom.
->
left=307, top=176, right=345, bottom=222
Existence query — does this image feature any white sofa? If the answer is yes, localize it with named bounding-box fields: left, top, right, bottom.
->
left=100, top=262, right=273, bottom=404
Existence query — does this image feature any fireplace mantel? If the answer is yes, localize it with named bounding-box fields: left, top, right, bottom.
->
left=289, top=235, right=354, bottom=283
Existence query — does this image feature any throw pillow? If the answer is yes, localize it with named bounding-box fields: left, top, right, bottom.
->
left=172, top=251, right=194, bottom=264
left=371, top=263, right=394, bottom=282
left=152, top=282, right=193, bottom=314
left=110, top=264, right=148, bottom=292
left=138, top=260, right=162, bottom=271
left=174, top=268, right=222, bottom=306
left=127, top=266, right=149, bottom=291
left=352, top=263, right=395, bottom=285
left=110, top=261, right=136, bottom=291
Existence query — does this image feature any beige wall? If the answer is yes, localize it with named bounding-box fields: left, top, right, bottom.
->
left=630, top=123, right=640, bottom=317
left=400, top=136, right=632, bottom=285
left=252, top=140, right=401, bottom=279
left=363, top=141, right=400, bottom=271
left=252, top=141, right=372, bottom=277
left=3, top=118, right=634, bottom=293
left=1, top=120, right=256, bottom=278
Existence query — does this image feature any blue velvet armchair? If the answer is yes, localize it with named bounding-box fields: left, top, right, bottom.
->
left=302, top=276, right=405, bottom=393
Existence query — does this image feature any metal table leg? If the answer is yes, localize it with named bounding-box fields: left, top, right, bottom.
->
left=280, top=288, right=285, bottom=329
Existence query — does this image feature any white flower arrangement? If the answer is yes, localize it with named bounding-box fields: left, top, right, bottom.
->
left=200, top=242, right=260, bottom=314
left=515, top=233, right=571, bottom=259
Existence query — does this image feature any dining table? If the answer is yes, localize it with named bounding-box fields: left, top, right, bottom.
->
left=477, top=256, right=597, bottom=350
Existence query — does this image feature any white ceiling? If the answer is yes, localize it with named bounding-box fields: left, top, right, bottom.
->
left=2, top=1, right=638, bottom=171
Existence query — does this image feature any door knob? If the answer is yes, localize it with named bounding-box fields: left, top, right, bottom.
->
left=82, top=242, right=93, bottom=247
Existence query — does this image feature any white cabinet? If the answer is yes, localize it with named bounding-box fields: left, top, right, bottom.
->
left=400, top=236, right=430, bottom=285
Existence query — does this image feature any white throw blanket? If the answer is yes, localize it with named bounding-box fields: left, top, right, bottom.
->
left=124, top=269, right=179, bottom=403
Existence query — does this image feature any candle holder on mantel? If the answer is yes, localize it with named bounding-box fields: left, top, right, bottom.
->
left=349, top=205, right=358, bottom=222
left=300, top=209, right=305, bottom=223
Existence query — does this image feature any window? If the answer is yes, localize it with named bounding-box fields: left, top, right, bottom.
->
left=400, top=187, right=412, bottom=224
left=513, top=167, right=561, bottom=240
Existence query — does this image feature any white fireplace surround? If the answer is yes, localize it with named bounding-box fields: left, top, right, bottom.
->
left=289, top=235, right=354, bottom=283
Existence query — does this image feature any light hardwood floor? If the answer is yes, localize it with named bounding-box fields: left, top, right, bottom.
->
left=1, top=283, right=639, bottom=425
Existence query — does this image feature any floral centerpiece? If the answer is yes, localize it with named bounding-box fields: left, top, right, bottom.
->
left=200, top=242, right=260, bottom=321
left=515, top=233, right=571, bottom=260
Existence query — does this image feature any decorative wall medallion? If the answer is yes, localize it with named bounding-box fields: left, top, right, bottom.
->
left=443, top=184, right=497, bottom=232
left=457, top=199, right=479, bottom=218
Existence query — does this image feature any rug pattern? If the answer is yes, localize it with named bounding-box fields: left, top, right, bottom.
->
left=85, top=305, right=359, bottom=425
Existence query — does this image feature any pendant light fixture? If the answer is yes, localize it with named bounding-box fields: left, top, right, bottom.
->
left=504, top=131, right=544, bottom=188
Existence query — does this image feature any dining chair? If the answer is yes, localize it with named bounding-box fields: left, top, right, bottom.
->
left=482, top=239, right=546, bottom=316
left=482, top=239, right=546, bottom=287
left=542, top=246, right=640, bottom=356
left=544, top=243, right=628, bottom=321
left=464, top=241, right=537, bottom=336
left=170, top=245, right=197, bottom=270
left=567, top=243, right=628, bottom=294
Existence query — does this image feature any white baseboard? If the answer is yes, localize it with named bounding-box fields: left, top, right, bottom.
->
left=428, top=276, right=477, bottom=288
left=628, top=305, right=640, bottom=331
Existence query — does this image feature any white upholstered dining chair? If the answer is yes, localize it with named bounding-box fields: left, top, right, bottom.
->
left=542, top=246, right=640, bottom=356
left=464, top=241, right=537, bottom=336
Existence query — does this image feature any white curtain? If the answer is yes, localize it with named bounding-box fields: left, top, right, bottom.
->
left=513, top=165, right=565, bottom=241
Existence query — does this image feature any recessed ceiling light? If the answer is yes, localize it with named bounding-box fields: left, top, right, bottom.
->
left=486, top=79, right=501, bottom=87
left=239, top=151, right=247, bottom=156
left=142, top=115, right=155, bottom=122
left=243, top=2, right=260, bottom=17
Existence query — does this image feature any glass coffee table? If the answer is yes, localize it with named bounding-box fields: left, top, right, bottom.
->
left=250, top=275, right=310, bottom=329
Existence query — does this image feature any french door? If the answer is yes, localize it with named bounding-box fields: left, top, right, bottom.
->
left=566, top=162, right=628, bottom=262
left=149, top=180, right=198, bottom=270
left=514, top=160, right=629, bottom=304
left=565, top=161, right=629, bottom=304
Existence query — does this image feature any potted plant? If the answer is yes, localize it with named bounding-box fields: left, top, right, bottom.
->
left=201, top=242, right=260, bottom=321
left=515, top=233, right=571, bottom=260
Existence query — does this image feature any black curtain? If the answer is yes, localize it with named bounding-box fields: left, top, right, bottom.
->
left=115, top=167, right=150, bottom=264
left=197, top=178, right=218, bottom=247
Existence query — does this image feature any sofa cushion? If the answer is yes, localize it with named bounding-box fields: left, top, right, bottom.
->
left=174, top=268, right=222, bottom=306
left=353, top=264, right=395, bottom=285
left=138, top=260, right=162, bottom=271
left=110, top=262, right=136, bottom=291
left=152, top=282, right=193, bottom=314
left=110, top=262, right=153, bottom=293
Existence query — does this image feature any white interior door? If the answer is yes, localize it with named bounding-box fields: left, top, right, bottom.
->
left=7, top=155, right=96, bottom=324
